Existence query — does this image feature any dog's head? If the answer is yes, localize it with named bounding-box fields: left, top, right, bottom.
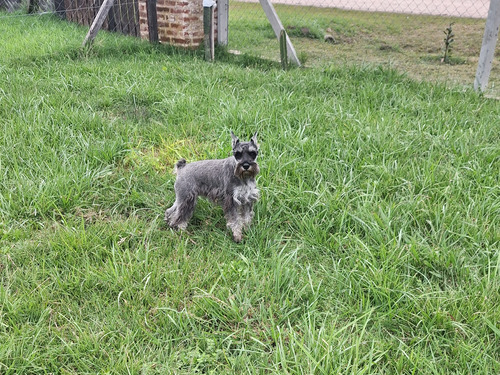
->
left=231, top=131, right=260, bottom=180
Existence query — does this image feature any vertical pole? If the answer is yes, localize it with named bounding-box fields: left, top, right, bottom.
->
left=108, top=4, right=116, bottom=32
left=54, top=0, right=66, bottom=19
left=27, top=0, right=38, bottom=13
left=280, top=29, right=288, bottom=70
left=204, top=2, right=215, bottom=61
left=474, top=0, right=500, bottom=92
left=146, top=0, right=158, bottom=43
left=217, top=0, right=229, bottom=45
left=210, top=6, right=215, bottom=57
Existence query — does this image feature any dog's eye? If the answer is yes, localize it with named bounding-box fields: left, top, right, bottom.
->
left=234, top=152, right=242, bottom=159
left=249, top=151, right=257, bottom=159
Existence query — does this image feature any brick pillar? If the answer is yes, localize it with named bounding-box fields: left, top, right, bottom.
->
left=139, top=0, right=218, bottom=49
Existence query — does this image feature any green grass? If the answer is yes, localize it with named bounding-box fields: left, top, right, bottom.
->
left=228, top=2, right=499, bottom=97
left=1, top=12, right=500, bottom=374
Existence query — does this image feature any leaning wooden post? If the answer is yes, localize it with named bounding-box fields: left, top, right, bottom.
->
left=82, top=0, right=115, bottom=47
left=203, top=0, right=215, bottom=61
left=259, top=0, right=300, bottom=67
left=474, top=0, right=500, bottom=92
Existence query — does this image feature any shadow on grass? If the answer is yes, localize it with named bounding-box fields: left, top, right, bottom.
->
left=214, top=45, right=284, bottom=70
left=83, top=43, right=286, bottom=72
left=1, top=12, right=284, bottom=71
left=7, top=34, right=285, bottom=73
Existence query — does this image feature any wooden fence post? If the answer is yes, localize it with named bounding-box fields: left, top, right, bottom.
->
left=54, top=0, right=66, bottom=19
left=146, top=0, right=158, bottom=43
left=217, top=0, right=229, bottom=45
left=204, top=0, right=215, bottom=61
left=107, top=5, right=116, bottom=32
left=258, top=0, right=300, bottom=66
left=27, top=0, right=38, bottom=13
left=82, top=0, right=115, bottom=47
left=474, top=0, right=500, bottom=92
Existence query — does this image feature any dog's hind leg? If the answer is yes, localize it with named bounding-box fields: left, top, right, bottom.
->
left=165, top=202, right=177, bottom=223
left=165, top=192, right=197, bottom=230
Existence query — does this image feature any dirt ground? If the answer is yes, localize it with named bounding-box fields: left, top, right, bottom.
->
left=231, top=1, right=498, bottom=96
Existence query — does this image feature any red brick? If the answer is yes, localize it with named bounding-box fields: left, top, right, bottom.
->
left=182, top=16, right=201, bottom=22
left=170, top=8, right=188, bottom=14
left=138, top=0, right=217, bottom=49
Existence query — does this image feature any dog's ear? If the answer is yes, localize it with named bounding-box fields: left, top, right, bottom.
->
left=231, top=131, right=240, bottom=149
left=251, top=132, right=259, bottom=149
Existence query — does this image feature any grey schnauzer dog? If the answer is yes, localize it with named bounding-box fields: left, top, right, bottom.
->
left=165, top=131, right=260, bottom=242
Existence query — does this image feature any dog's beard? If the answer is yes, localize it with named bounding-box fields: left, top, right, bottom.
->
left=234, top=163, right=260, bottom=180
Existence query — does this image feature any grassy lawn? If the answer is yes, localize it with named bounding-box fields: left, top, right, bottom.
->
left=229, top=2, right=500, bottom=96
left=1, top=12, right=500, bottom=374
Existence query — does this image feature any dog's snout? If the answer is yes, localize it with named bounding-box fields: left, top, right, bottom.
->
left=242, top=162, right=250, bottom=170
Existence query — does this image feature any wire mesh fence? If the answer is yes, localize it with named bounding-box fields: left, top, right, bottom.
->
left=0, top=0, right=139, bottom=36
left=227, top=0, right=498, bottom=94
left=234, top=0, right=490, bottom=19
left=63, top=0, right=139, bottom=37
left=0, top=0, right=498, bottom=94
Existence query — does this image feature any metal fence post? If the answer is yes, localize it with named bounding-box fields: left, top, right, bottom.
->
left=146, top=0, right=159, bottom=43
left=217, top=0, right=229, bottom=45
left=204, top=0, right=215, bottom=61
left=474, top=0, right=500, bottom=92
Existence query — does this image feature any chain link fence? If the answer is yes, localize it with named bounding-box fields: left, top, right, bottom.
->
left=1, top=0, right=498, bottom=93
left=234, top=0, right=489, bottom=18
left=0, top=0, right=139, bottom=36
left=228, top=0, right=498, bottom=94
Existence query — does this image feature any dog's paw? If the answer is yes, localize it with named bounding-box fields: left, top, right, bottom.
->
left=233, top=233, right=243, bottom=243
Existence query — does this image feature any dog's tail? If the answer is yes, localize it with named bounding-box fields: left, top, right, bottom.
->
left=174, top=159, right=187, bottom=174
